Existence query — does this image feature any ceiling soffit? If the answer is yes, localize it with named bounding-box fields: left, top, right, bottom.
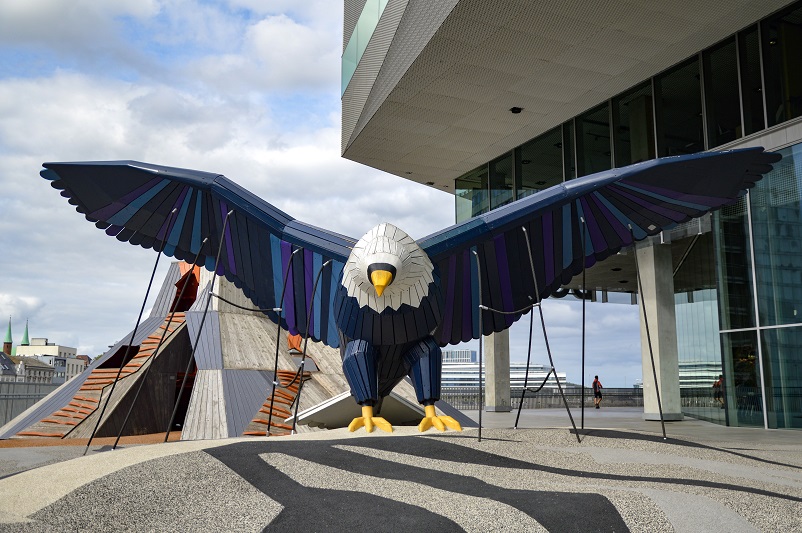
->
left=342, top=0, right=795, bottom=191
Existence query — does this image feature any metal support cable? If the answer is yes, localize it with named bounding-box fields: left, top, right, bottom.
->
left=266, top=247, right=301, bottom=435
left=83, top=208, right=177, bottom=456
left=514, top=310, right=535, bottom=429
left=112, top=237, right=208, bottom=450
left=630, top=227, right=667, bottom=439
left=522, top=227, right=581, bottom=443
left=163, top=210, right=234, bottom=442
left=291, top=260, right=332, bottom=434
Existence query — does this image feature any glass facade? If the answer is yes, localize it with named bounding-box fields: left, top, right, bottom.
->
left=342, top=0, right=390, bottom=94
left=451, top=1, right=802, bottom=429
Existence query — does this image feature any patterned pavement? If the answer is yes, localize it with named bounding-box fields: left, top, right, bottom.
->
left=0, top=410, right=800, bottom=532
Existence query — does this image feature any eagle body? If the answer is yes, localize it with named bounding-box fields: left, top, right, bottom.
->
left=333, top=223, right=445, bottom=409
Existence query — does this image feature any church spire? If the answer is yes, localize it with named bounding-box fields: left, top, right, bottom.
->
left=21, top=319, right=29, bottom=346
left=3, top=317, right=11, bottom=356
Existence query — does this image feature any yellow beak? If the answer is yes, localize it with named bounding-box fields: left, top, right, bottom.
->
left=370, top=269, right=394, bottom=297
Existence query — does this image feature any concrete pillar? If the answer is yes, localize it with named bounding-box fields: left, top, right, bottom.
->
left=484, top=329, right=511, bottom=412
left=636, top=238, right=683, bottom=421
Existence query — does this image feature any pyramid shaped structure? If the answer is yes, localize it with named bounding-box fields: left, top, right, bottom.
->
left=0, top=262, right=438, bottom=440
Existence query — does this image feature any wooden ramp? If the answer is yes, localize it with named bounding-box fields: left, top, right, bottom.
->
left=14, top=314, right=186, bottom=439
left=243, top=367, right=311, bottom=437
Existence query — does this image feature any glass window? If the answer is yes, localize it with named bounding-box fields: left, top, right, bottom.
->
left=655, top=57, right=704, bottom=157
left=517, top=127, right=563, bottom=200
left=738, top=26, right=766, bottom=135
left=761, top=327, right=802, bottom=429
left=720, top=330, right=763, bottom=427
left=714, top=197, right=756, bottom=330
left=750, top=144, right=802, bottom=327
left=612, top=82, right=655, bottom=167
left=703, top=38, right=742, bottom=148
left=563, top=120, right=576, bottom=180
left=576, top=103, right=611, bottom=177
left=341, top=0, right=389, bottom=94
left=455, top=165, right=489, bottom=223
left=762, top=4, right=802, bottom=127
left=489, top=152, right=514, bottom=209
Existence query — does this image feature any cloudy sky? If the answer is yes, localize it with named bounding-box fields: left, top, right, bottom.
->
left=0, top=1, right=642, bottom=387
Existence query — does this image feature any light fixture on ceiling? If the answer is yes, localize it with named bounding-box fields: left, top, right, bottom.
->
left=425, top=181, right=435, bottom=186
left=521, top=159, right=532, bottom=165
left=535, top=180, right=546, bottom=185
left=509, top=106, right=523, bottom=114
left=611, top=267, right=622, bottom=272
left=618, top=280, right=629, bottom=284
left=769, top=38, right=778, bottom=45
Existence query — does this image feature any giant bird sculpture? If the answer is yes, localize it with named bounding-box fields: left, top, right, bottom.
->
left=41, top=148, right=780, bottom=433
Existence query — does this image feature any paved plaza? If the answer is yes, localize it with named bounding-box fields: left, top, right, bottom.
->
left=0, top=408, right=800, bottom=532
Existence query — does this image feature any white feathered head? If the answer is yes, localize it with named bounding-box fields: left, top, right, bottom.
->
left=341, top=223, right=435, bottom=313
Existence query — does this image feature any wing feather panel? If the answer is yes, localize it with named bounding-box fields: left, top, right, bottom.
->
left=422, top=148, right=781, bottom=346
left=41, top=160, right=355, bottom=349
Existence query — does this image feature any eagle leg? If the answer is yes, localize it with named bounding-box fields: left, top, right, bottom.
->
left=404, top=337, right=462, bottom=433
left=342, top=339, right=393, bottom=433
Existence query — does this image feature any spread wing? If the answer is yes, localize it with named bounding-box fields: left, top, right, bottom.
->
left=418, top=148, right=781, bottom=346
left=41, top=161, right=355, bottom=348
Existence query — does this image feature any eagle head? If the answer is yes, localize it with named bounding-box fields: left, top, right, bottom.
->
left=342, top=223, right=435, bottom=313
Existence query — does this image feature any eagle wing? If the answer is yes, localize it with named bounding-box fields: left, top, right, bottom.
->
left=418, top=148, right=781, bottom=346
left=41, top=160, right=355, bottom=348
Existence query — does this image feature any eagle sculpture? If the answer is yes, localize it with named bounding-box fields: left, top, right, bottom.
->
left=41, top=148, right=780, bottom=433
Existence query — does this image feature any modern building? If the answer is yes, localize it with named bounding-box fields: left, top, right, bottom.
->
left=341, top=0, right=802, bottom=429
left=15, top=338, right=82, bottom=385
left=441, top=349, right=477, bottom=363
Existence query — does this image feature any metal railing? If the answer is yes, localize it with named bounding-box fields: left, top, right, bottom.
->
left=0, top=381, right=59, bottom=426
left=441, top=387, right=644, bottom=410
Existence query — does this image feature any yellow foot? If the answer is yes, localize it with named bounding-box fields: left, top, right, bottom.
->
left=418, top=404, right=462, bottom=432
left=348, top=405, right=393, bottom=433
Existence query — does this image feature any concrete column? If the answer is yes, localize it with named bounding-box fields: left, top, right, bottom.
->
left=636, top=238, right=683, bottom=421
left=484, top=329, right=511, bottom=412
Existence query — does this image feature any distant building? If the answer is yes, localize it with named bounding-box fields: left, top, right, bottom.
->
left=16, top=338, right=81, bottom=385
left=442, top=349, right=477, bottom=363
left=0, top=351, right=16, bottom=382
left=10, top=356, right=55, bottom=384
left=442, top=361, right=566, bottom=391
left=75, top=355, right=92, bottom=369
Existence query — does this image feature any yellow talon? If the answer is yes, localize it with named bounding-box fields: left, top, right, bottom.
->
left=418, top=404, right=462, bottom=432
left=348, top=405, right=393, bottom=433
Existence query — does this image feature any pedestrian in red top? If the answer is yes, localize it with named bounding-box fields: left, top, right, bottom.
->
left=593, top=376, right=603, bottom=409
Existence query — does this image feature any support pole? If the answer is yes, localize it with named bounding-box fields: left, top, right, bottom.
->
left=471, top=250, right=483, bottom=443
left=83, top=208, right=177, bottom=455
left=265, top=248, right=302, bottom=435
left=630, top=226, right=667, bottom=440
left=112, top=238, right=208, bottom=450
left=580, top=216, right=587, bottom=430
left=291, top=260, right=331, bottom=433
left=163, top=210, right=233, bottom=442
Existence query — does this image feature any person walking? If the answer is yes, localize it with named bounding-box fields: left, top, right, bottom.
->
left=592, top=375, right=603, bottom=409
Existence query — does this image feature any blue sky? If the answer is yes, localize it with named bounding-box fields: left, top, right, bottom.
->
left=0, top=1, right=643, bottom=387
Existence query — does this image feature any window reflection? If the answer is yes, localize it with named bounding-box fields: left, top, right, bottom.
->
left=750, top=145, right=802, bottom=327
left=518, top=127, right=563, bottom=200
left=655, top=57, right=704, bottom=156
left=721, top=331, right=763, bottom=427
left=739, top=26, right=766, bottom=135
left=762, top=4, right=802, bottom=126
left=489, top=153, right=514, bottom=209
left=455, top=165, right=489, bottom=223
left=704, top=38, right=742, bottom=147
left=613, top=82, right=655, bottom=167
left=714, top=197, right=756, bottom=330
left=576, top=104, right=611, bottom=177
left=761, top=328, right=802, bottom=428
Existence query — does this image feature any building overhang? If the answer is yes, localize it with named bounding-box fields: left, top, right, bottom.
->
left=342, top=0, right=793, bottom=191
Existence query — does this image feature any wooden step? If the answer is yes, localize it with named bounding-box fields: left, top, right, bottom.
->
left=16, top=431, right=65, bottom=438
left=53, top=411, right=87, bottom=419
left=74, top=396, right=99, bottom=403
left=41, top=419, right=78, bottom=426
left=243, top=431, right=267, bottom=436
left=68, top=402, right=96, bottom=411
